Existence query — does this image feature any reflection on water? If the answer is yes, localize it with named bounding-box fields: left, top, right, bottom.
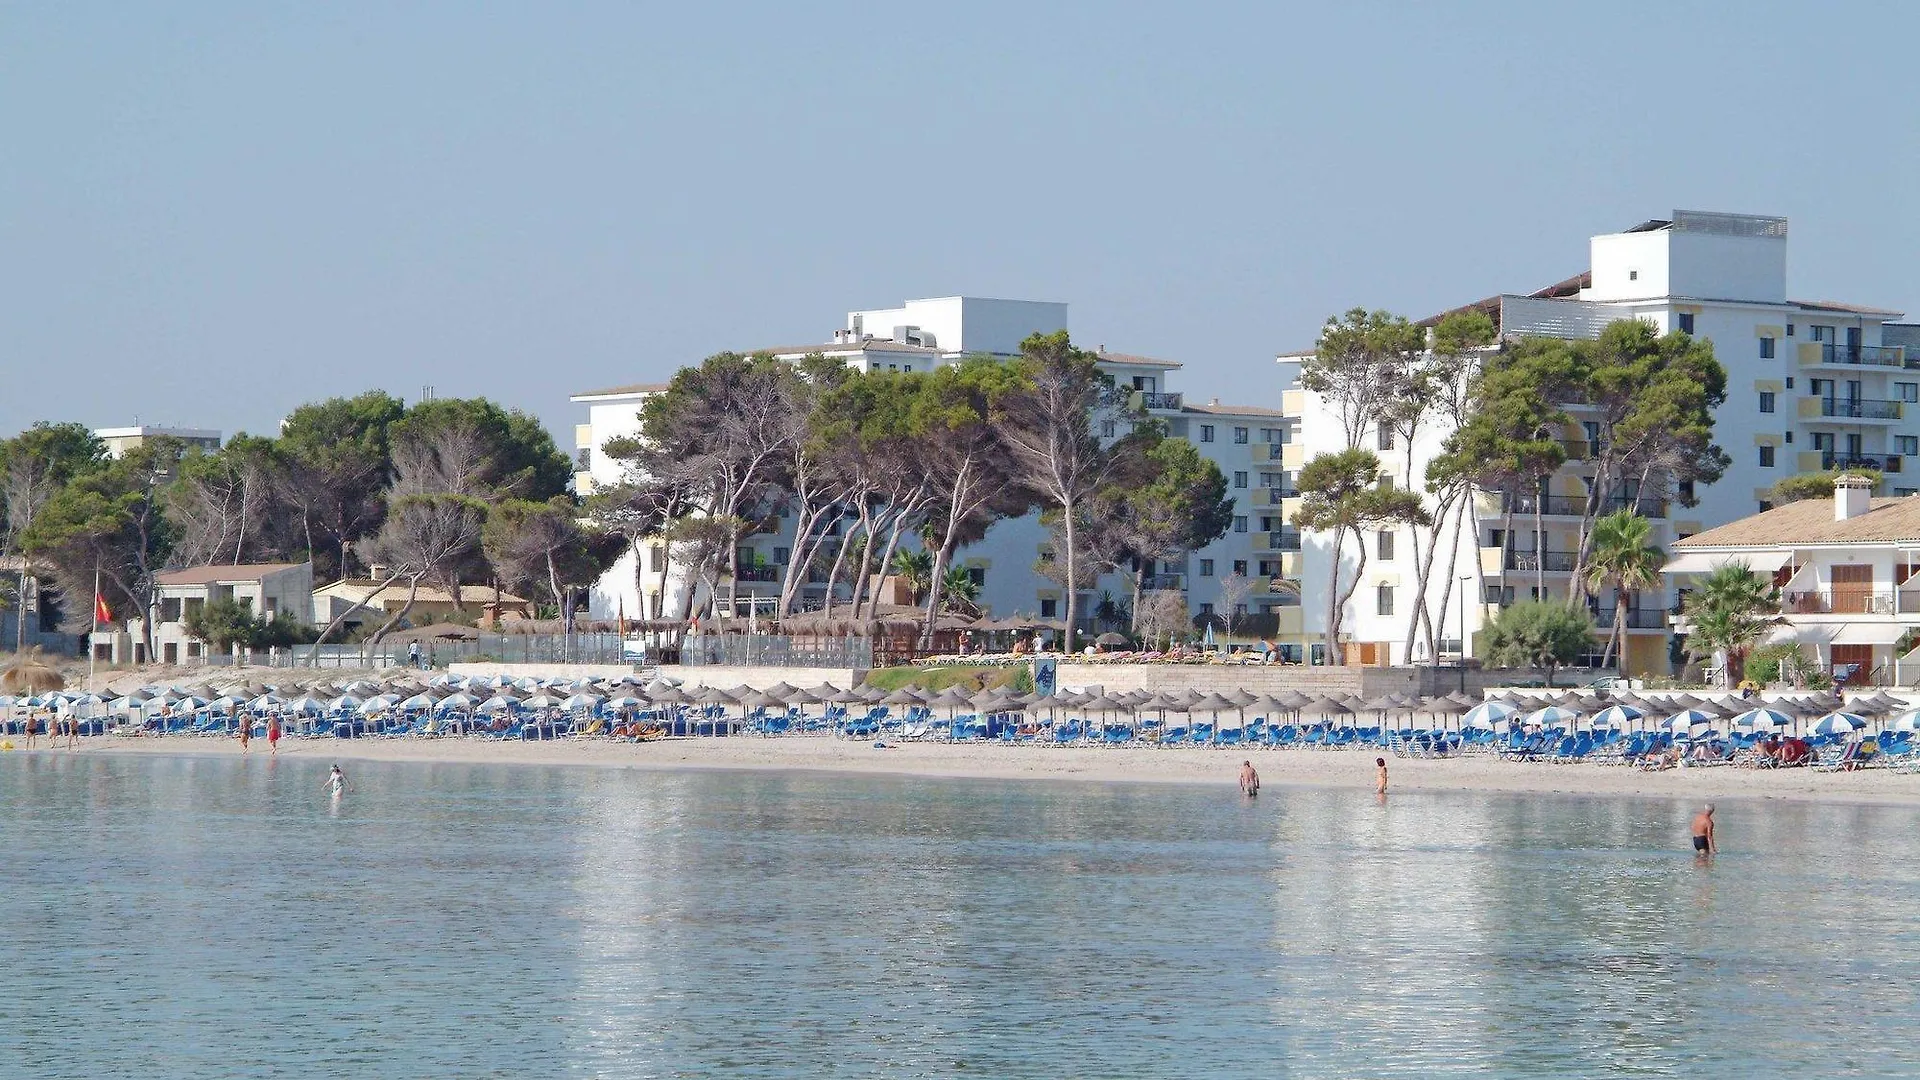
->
left=4, top=753, right=1920, bottom=1078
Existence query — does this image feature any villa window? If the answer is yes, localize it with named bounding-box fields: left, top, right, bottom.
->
left=1233, top=471, right=1248, bottom=489
left=1200, top=425, right=1215, bottom=443
left=1040, top=598, right=1057, bottom=618
left=1759, top=392, right=1775, bottom=413
left=1199, top=559, right=1214, bottom=577
left=1376, top=426, right=1394, bottom=451
left=1233, top=516, right=1248, bottom=533
left=1759, top=445, right=1775, bottom=467
left=1376, top=584, right=1394, bottom=617
left=1377, top=531, right=1395, bottom=560
left=1898, top=383, right=1919, bottom=403
left=1233, top=427, right=1249, bottom=444
left=1900, top=436, right=1919, bottom=457
left=1760, top=337, right=1775, bottom=359
left=1678, top=313, right=1695, bottom=334
left=1233, top=560, right=1248, bottom=576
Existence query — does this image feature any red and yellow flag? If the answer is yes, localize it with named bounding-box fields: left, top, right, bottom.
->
left=94, top=593, right=112, bottom=625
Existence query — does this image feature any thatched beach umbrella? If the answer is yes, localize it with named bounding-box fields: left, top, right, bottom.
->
left=1, top=650, right=64, bottom=695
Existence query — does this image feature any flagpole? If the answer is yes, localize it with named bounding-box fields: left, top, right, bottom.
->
left=88, top=561, right=100, bottom=694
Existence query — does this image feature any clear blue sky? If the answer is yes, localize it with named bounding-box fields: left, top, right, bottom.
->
left=6, top=2, right=1918, bottom=444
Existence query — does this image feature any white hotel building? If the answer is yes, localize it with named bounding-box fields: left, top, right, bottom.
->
left=572, top=296, right=1293, bottom=631
left=1278, top=210, right=1913, bottom=676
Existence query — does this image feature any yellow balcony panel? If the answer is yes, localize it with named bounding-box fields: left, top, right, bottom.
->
left=1798, top=451, right=1826, bottom=472
left=1797, top=397, right=1822, bottom=419
left=1281, top=444, right=1305, bottom=469
left=574, top=423, right=596, bottom=450
left=1282, top=389, right=1305, bottom=415
left=1274, top=606, right=1303, bottom=636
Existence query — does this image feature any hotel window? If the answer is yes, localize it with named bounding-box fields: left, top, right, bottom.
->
left=1759, top=445, right=1775, bottom=467
left=1901, top=437, right=1919, bottom=456
left=1233, top=471, right=1248, bottom=489
left=1200, top=424, right=1215, bottom=443
left=1262, top=427, right=1283, bottom=444
left=1040, top=598, right=1057, bottom=618
left=774, top=546, right=790, bottom=565
left=1785, top=431, right=1793, bottom=443
left=1811, top=325, right=1834, bottom=343
left=1233, top=516, right=1248, bottom=533
left=1678, top=313, right=1695, bottom=334
left=1376, top=584, right=1395, bottom=617
left=1101, top=418, right=1117, bottom=437
left=1376, top=426, right=1395, bottom=451
left=1233, top=560, right=1248, bottom=576
left=1759, top=337, right=1775, bottom=359
left=1260, top=472, right=1283, bottom=488
left=1198, top=602, right=1215, bottom=617
left=1199, top=559, right=1214, bottom=577
left=1258, top=516, right=1278, bottom=532
left=1812, top=432, right=1835, bottom=451
left=967, top=567, right=985, bottom=586
left=1899, top=383, right=1919, bottom=403
left=1377, top=531, right=1395, bottom=560
left=1785, top=377, right=1795, bottom=389
left=1787, top=323, right=1796, bottom=337
left=1233, top=426, right=1249, bottom=444
left=1759, top=392, right=1775, bottom=413
left=1258, top=560, right=1280, bottom=577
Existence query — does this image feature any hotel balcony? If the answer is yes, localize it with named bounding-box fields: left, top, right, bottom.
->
left=1140, top=573, right=1187, bottom=591
left=1780, top=588, right=1918, bottom=616
left=1104, top=389, right=1184, bottom=411
left=1592, top=607, right=1669, bottom=630
left=1798, top=342, right=1915, bottom=370
left=1251, top=486, right=1298, bottom=506
left=1503, top=549, right=1577, bottom=573
left=1262, top=528, right=1303, bottom=552
left=732, top=566, right=779, bottom=583
left=1799, top=396, right=1904, bottom=423
left=1503, top=494, right=1669, bottom=518
left=1803, top=452, right=1904, bottom=473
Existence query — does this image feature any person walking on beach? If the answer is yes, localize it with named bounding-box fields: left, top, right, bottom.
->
left=1239, top=760, right=1260, bottom=797
left=1691, top=804, right=1716, bottom=858
left=238, top=714, right=252, bottom=753
left=408, top=641, right=422, bottom=669
left=266, top=715, right=282, bottom=756
left=324, top=764, right=348, bottom=799
left=1375, top=757, right=1389, bottom=796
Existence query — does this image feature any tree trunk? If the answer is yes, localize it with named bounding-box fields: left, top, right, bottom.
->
left=1329, top=526, right=1370, bottom=666
left=868, top=514, right=911, bottom=625
left=366, top=574, right=422, bottom=650
left=920, top=526, right=960, bottom=649
left=820, top=522, right=856, bottom=620
left=306, top=569, right=405, bottom=663
left=1532, top=498, right=1546, bottom=600
left=1062, top=498, right=1080, bottom=653
left=1322, top=528, right=1347, bottom=665
left=1435, top=494, right=1471, bottom=660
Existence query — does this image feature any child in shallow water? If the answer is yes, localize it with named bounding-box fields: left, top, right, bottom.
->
left=1375, top=757, right=1388, bottom=795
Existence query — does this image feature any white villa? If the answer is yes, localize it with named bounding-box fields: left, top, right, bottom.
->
left=1666, top=476, right=1920, bottom=687
left=1277, top=209, right=1914, bottom=675
left=570, top=296, right=1291, bottom=631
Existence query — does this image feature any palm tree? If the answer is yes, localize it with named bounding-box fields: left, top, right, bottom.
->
left=939, top=565, right=981, bottom=616
left=1681, top=564, right=1778, bottom=688
left=1582, top=511, right=1665, bottom=671
left=889, top=549, right=933, bottom=605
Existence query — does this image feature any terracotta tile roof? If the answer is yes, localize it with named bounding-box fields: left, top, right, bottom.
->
left=762, top=340, right=939, bottom=355
left=1673, top=497, right=1920, bottom=548
left=1094, top=350, right=1184, bottom=369
left=1790, top=299, right=1905, bottom=318
left=1181, top=402, right=1289, bottom=419
left=571, top=382, right=668, bottom=400
left=154, top=563, right=306, bottom=586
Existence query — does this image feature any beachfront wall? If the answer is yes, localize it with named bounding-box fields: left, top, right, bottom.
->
left=1049, top=662, right=1601, bottom=699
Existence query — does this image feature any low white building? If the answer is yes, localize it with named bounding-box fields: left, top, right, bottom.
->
left=92, top=562, right=314, bottom=665
left=93, top=425, right=222, bottom=459
left=1666, top=477, right=1920, bottom=687
left=1278, top=209, right=1909, bottom=674
left=570, top=297, right=1289, bottom=632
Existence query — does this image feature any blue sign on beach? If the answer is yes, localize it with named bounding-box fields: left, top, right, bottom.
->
left=1032, top=658, right=1057, bottom=697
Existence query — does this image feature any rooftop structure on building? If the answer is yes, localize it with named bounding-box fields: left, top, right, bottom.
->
left=1274, top=208, right=1912, bottom=678
left=569, top=296, right=1289, bottom=630
left=93, top=425, right=222, bottom=458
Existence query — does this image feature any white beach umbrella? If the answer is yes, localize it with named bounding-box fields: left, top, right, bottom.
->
left=1728, top=707, right=1794, bottom=730
left=1461, top=700, right=1518, bottom=728
left=476, top=694, right=522, bottom=713
left=1809, top=712, right=1867, bottom=736
left=1587, top=704, right=1642, bottom=729
left=1662, top=709, right=1716, bottom=732
left=521, top=693, right=561, bottom=709
left=433, top=692, right=476, bottom=714
left=397, top=693, right=438, bottom=712
left=1886, top=708, right=1920, bottom=732
left=328, top=694, right=365, bottom=713
left=285, top=696, right=328, bottom=715
left=562, top=692, right=604, bottom=711
left=1520, top=705, right=1582, bottom=728
left=606, top=694, right=645, bottom=709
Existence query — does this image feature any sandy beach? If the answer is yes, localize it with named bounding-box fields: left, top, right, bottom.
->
left=33, top=733, right=1920, bottom=806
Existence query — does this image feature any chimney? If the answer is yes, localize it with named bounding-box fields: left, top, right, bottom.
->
left=1834, top=474, right=1873, bottom=521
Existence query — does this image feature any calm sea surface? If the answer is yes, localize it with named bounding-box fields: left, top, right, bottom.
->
left=3, top=753, right=1918, bottom=1079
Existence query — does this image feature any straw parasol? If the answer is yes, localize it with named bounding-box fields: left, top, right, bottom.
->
left=2, top=649, right=65, bottom=695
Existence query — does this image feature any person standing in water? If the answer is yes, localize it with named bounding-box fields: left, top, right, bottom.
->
left=266, top=715, right=282, bottom=756
left=1691, top=803, right=1716, bottom=858
left=1239, top=760, right=1260, bottom=797
left=238, top=714, right=252, bottom=753
left=324, top=764, right=347, bottom=798
left=1375, top=757, right=1389, bottom=795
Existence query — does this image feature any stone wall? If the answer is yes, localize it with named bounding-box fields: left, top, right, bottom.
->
left=661, top=665, right=868, bottom=692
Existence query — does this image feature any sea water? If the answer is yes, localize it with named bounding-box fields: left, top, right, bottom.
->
left=3, top=753, right=1918, bottom=1079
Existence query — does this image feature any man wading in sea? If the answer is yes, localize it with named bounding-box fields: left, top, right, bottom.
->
left=1691, top=804, right=1716, bottom=858
left=1239, top=760, right=1260, bottom=797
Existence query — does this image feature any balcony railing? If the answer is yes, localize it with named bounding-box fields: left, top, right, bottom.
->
left=1504, top=494, right=1669, bottom=518
left=1140, top=574, right=1187, bottom=591
left=1267, top=529, right=1302, bottom=551
left=1504, top=550, right=1578, bottom=573
left=1784, top=589, right=1895, bottom=616
left=733, top=565, right=779, bottom=583
left=1818, top=343, right=1913, bottom=368
left=1140, top=391, right=1183, bottom=411
left=1819, top=397, right=1903, bottom=420
left=1822, top=453, right=1903, bottom=473
left=1593, top=608, right=1669, bottom=629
